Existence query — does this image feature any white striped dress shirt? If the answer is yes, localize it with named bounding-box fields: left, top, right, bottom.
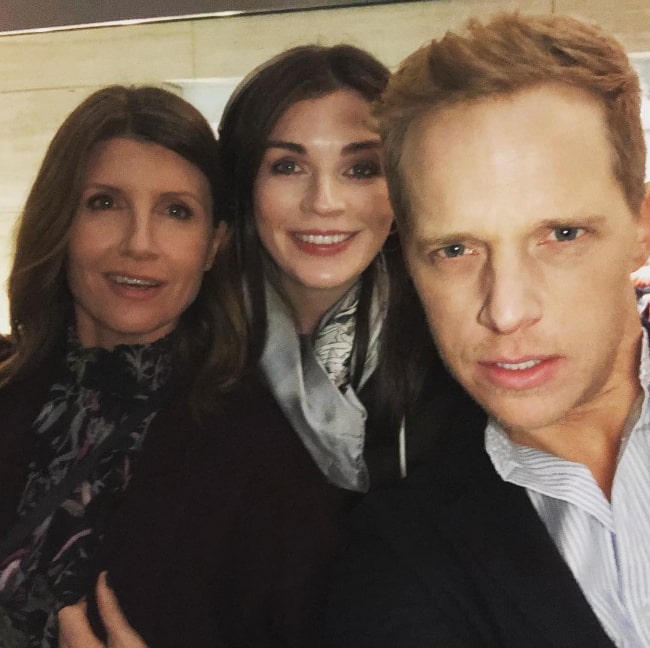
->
left=486, top=332, right=650, bottom=648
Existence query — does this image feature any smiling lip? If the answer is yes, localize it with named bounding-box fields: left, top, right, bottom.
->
left=106, top=273, right=163, bottom=298
left=477, top=356, right=562, bottom=390
left=291, top=230, right=357, bottom=256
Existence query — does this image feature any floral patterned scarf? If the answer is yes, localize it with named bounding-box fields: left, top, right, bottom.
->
left=0, top=329, right=171, bottom=648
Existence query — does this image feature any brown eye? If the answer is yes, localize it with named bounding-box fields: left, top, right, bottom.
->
left=347, top=160, right=381, bottom=179
left=86, top=194, right=114, bottom=210
left=166, top=203, right=192, bottom=220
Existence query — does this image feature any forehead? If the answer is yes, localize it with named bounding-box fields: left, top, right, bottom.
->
left=269, top=89, right=378, bottom=142
left=401, top=85, right=627, bottom=240
left=84, top=137, right=209, bottom=192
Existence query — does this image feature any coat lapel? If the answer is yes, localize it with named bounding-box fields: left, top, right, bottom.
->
left=439, top=479, right=614, bottom=647
left=432, top=416, right=615, bottom=648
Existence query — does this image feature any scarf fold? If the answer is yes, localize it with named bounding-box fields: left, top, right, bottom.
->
left=260, top=260, right=388, bottom=492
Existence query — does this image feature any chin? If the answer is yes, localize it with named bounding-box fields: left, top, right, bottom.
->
left=486, top=400, right=567, bottom=436
left=301, top=277, right=352, bottom=292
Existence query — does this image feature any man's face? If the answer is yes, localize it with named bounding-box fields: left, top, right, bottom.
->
left=402, top=85, right=650, bottom=437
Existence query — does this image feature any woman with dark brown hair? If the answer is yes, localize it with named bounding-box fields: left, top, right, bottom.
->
left=219, top=44, right=438, bottom=494
left=0, top=84, right=338, bottom=647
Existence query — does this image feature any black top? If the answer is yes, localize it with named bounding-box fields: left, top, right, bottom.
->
left=0, top=344, right=342, bottom=647
left=326, top=384, right=615, bottom=647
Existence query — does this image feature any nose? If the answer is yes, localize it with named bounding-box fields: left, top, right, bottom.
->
left=301, top=173, right=345, bottom=216
left=119, top=209, right=157, bottom=259
left=477, top=251, right=542, bottom=334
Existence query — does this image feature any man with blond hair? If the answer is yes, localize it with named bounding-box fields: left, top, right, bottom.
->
left=328, top=13, right=650, bottom=648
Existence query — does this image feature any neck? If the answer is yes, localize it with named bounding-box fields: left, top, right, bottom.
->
left=294, top=307, right=328, bottom=336
left=508, top=321, right=644, bottom=500
left=280, top=279, right=357, bottom=336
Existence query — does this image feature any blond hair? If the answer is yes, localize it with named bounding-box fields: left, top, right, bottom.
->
left=378, top=13, right=646, bottom=230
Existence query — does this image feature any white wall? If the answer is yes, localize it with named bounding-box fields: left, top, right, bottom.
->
left=0, top=0, right=649, bottom=331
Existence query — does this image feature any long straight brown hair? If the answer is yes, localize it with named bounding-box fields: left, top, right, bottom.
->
left=3, top=85, right=249, bottom=415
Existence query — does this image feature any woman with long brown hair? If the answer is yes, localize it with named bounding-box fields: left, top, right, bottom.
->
left=0, top=84, right=338, bottom=647
left=219, top=44, right=437, bottom=494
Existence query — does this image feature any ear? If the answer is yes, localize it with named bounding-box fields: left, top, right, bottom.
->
left=204, top=221, right=229, bottom=271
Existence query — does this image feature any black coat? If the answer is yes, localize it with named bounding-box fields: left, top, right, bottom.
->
left=326, top=384, right=615, bottom=648
left=0, top=356, right=341, bottom=647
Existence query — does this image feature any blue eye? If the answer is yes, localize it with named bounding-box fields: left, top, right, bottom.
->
left=439, top=243, right=467, bottom=258
left=552, top=227, right=581, bottom=242
left=271, top=160, right=298, bottom=175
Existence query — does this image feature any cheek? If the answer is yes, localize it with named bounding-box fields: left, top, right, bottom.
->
left=254, top=190, right=286, bottom=242
left=65, top=251, right=96, bottom=308
left=547, top=244, right=633, bottom=311
left=422, top=291, right=461, bottom=339
left=359, top=187, right=392, bottom=222
left=253, top=209, right=295, bottom=272
left=67, top=215, right=116, bottom=265
left=356, top=201, right=393, bottom=250
left=409, top=266, right=467, bottom=346
left=373, top=210, right=394, bottom=236
left=253, top=213, right=280, bottom=262
left=409, top=259, right=446, bottom=302
left=254, top=178, right=294, bottom=225
left=179, top=239, right=216, bottom=277
left=67, top=230, right=99, bottom=276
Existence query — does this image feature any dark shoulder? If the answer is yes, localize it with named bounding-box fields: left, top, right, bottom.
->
left=189, top=370, right=321, bottom=470
left=217, top=369, right=281, bottom=408
left=204, top=369, right=291, bottom=432
left=361, top=363, right=486, bottom=488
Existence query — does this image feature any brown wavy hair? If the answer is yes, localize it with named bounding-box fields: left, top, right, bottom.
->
left=2, top=85, right=248, bottom=414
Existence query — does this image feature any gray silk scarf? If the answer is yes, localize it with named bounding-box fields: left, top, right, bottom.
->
left=260, top=260, right=388, bottom=492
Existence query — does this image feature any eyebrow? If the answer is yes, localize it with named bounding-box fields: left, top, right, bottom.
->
left=264, top=139, right=381, bottom=155
left=79, top=182, right=124, bottom=199
left=265, top=141, right=305, bottom=154
left=342, top=140, right=381, bottom=154
left=159, top=190, right=203, bottom=203
left=81, top=182, right=118, bottom=192
left=81, top=183, right=203, bottom=202
left=536, top=215, right=607, bottom=229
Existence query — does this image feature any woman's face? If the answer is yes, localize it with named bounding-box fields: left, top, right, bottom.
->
left=67, top=137, right=225, bottom=349
left=253, top=89, right=393, bottom=327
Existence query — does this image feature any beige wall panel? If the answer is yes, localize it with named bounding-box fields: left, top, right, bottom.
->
left=555, top=0, right=650, bottom=52
left=193, top=0, right=553, bottom=74
left=0, top=0, right=645, bottom=334
left=0, top=21, right=194, bottom=92
left=0, top=211, right=17, bottom=333
left=0, top=86, right=98, bottom=212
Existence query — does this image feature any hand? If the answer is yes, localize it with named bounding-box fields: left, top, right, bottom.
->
left=58, top=572, right=148, bottom=648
